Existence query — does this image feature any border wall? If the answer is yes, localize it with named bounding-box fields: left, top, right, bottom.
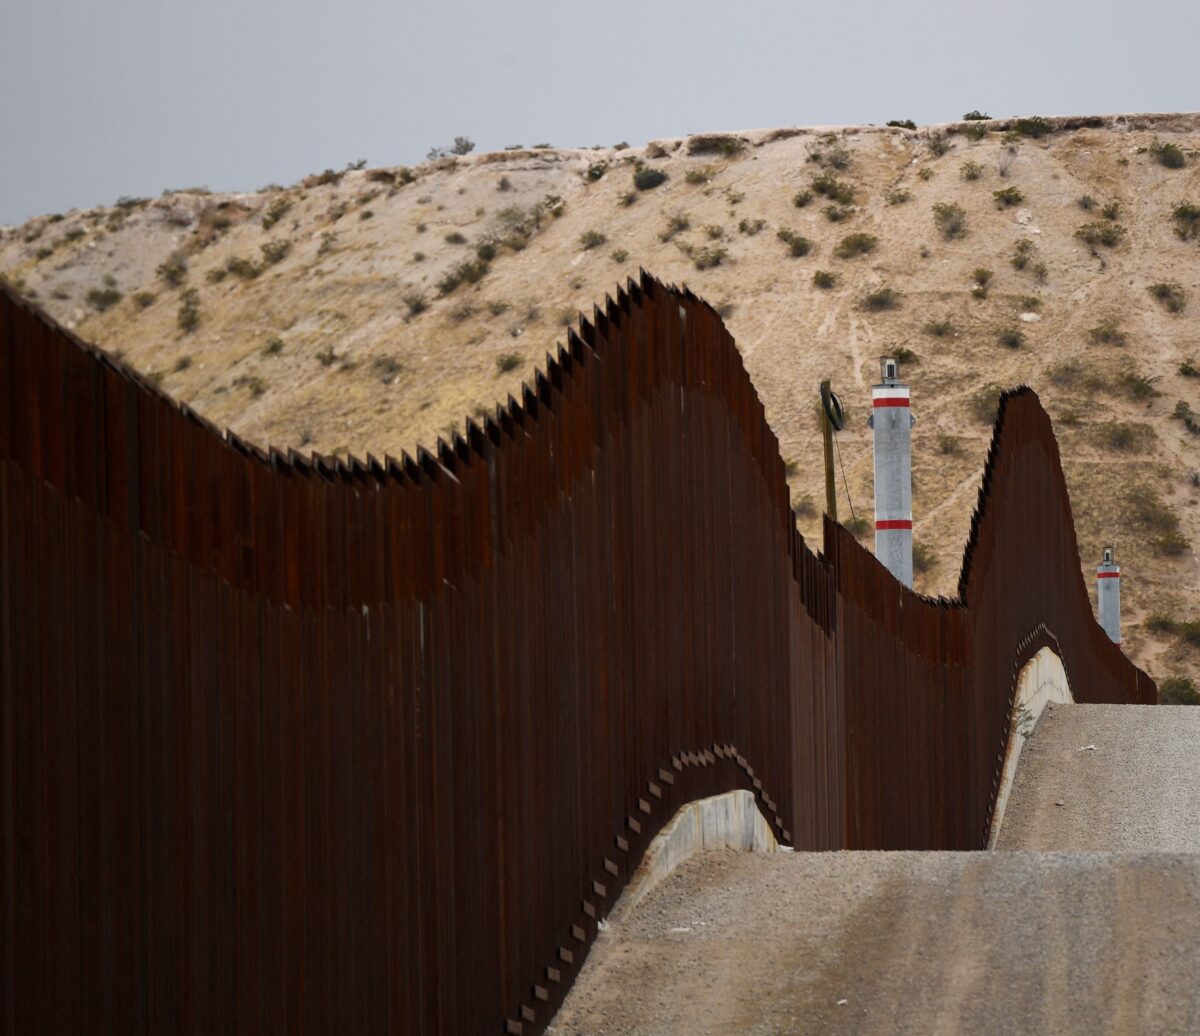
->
left=0, top=275, right=1153, bottom=1034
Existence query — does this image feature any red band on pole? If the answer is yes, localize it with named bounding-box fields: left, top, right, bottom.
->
left=872, top=398, right=910, bottom=408
left=875, top=519, right=913, bottom=530
left=1097, top=571, right=1120, bottom=579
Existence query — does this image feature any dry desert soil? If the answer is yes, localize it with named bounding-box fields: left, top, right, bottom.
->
left=2, top=112, right=1198, bottom=689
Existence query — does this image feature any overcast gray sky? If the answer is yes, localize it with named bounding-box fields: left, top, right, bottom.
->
left=2, top=0, right=1196, bottom=225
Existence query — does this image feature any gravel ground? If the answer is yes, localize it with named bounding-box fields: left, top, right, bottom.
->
left=550, top=851, right=1200, bottom=1035
left=995, top=704, right=1200, bottom=851
left=551, top=705, right=1200, bottom=1034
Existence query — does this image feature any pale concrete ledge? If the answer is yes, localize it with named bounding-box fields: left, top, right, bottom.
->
left=988, top=645, right=1074, bottom=848
left=609, top=790, right=779, bottom=923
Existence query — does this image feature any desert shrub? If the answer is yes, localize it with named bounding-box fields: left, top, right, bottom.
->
left=738, top=218, right=765, bottom=236
left=834, top=232, right=877, bottom=259
left=1008, top=240, right=1033, bottom=271
left=997, top=326, right=1024, bottom=349
left=918, top=167, right=934, bottom=181
left=1019, top=295, right=1042, bottom=311
left=1156, top=530, right=1190, bottom=555
left=497, top=176, right=513, bottom=192
left=1077, top=194, right=1097, bottom=211
left=1149, top=140, right=1186, bottom=169
left=263, top=337, right=284, bottom=356
left=912, top=543, right=937, bottom=573
left=371, top=356, right=404, bottom=384
left=1159, top=677, right=1200, bottom=705
left=793, top=494, right=817, bottom=518
left=932, top=202, right=967, bottom=239
left=923, top=317, right=954, bottom=337
left=232, top=374, right=266, bottom=398
left=1101, top=421, right=1145, bottom=450
left=926, top=131, right=952, bottom=156
left=808, top=141, right=852, bottom=170
left=1101, top=201, right=1121, bottom=221
left=444, top=231, right=467, bottom=244
left=793, top=189, right=813, bottom=208
left=963, top=110, right=991, bottom=121
left=993, top=186, right=1023, bottom=207
left=226, top=256, right=260, bottom=280
left=704, top=225, right=724, bottom=240
left=309, top=169, right=344, bottom=186
left=133, top=291, right=156, bottom=309
left=437, top=258, right=489, bottom=295
left=452, top=302, right=478, bottom=323
left=811, top=173, right=855, bottom=205
left=318, top=230, right=337, bottom=257
left=173, top=354, right=192, bottom=372
left=1046, top=360, right=1106, bottom=392
left=496, top=353, right=521, bottom=374
left=960, top=161, right=983, bottom=181
left=1115, top=368, right=1160, bottom=400
left=177, top=288, right=200, bottom=333
left=1149, top=281, right=1187, bottom=312
left=611, top=249, right=629, bottom=263
left=823, top=204, right=852, bottom=222
left=777, top=229, right=813, bottom=257
left=403, top=292, right=429, bottom=317
left=157, top=251, right=188, bottom=287
left=1180, top=357, right=1198, bottom=377
left=475, top=239, right=498, bottom=261
left=261, top=196, right=291, bottom=230
left=860, top=287, right=900, bottom=311
left=812, top=269, right=837, bottom=289
left=1127, top=483, right=1181, bottom=538
left=887, top=119, right=916, bottom=130
left=315, top=346, right=338, bottom=367
left=938, top=434, right=962, bottom=455
left=85, top=286, right=122, bottom=312
left=1171, top=201, right=1200, bottom=241
left=659, top=213, right=690, bottom=242
left=692, top=246, right=727, bottom=270
left=1014, top=116, right=1052, bottom=138
left=844, top=516, right=871, bottom=540
left=260, top=240, right=291, bottom=266
left=633, top=167, right=668, bottom=191
left=962, top=122, right=989, bottom=141
left=586, top=162, right=607, bottom=182
left=970, top=383, right=1003, bottom=422
left=206, top=268, right=228, bottom=284
left=579, top=229, right=607, bottom=250
left=1076, top=222, right=1125, bottom=247
left=973, top=267, right=993, bottom=288
left=887, top=188, right=911, bottom=205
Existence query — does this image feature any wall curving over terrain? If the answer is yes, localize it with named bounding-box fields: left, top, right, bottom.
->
left=0, top=274, right=1152, bottom=1035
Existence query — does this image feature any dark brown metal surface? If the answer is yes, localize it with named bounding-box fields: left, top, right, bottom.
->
left=0, top=273, right=1153, bottom=1034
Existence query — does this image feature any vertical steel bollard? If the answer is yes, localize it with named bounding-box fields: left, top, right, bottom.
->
left=1097, top=545, right=1121, bottom=644
left=868, top=357, right=914, bottom=587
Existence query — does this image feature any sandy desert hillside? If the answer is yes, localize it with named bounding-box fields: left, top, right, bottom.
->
left=2, top=113, right=1198, bottom=689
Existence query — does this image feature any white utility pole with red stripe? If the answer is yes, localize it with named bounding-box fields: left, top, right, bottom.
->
left=868, top=357, right=914, bottom=587
left=1097, top=546, right=1121, bottom=644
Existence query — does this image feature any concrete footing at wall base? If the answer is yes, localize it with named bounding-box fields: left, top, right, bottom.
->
left=607, top=790, right=780, bottom=924
left=988, top=646, right=1074, bottom=848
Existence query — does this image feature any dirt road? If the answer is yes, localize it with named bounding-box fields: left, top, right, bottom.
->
left=551, top=705, right=1200, bottom=1034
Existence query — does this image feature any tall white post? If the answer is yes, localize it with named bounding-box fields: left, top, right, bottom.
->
left=1098, top=545, right=1121, bottom=645
left=868, top=357, right=914, bottom=587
